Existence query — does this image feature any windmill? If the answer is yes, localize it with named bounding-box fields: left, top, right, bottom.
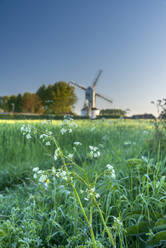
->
left=69, top=70, right=112, bottom=119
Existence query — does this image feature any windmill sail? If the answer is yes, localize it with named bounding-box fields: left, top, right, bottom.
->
left=69, top=81, right=87, bottom=91
left=92, top=70, right=102, bottom=88
left=95, top=92, right=112, bottom=103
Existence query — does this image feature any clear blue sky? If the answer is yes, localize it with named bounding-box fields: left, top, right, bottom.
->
left=0, top=0, right=166, bottom=115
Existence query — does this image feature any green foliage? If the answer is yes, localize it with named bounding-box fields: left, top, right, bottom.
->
left=22, top=92, right=43, bottom=113
left=100, top=108, right=126, bottom=117
left=0, top=119, right=165, bottom=247
left=36, top=81, right=77, bottom=114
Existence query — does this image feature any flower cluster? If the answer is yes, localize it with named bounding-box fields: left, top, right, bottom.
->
left=113, top=216, right=123, bottom=226
left=60, top=116, right=78, bottom=135
left=39, top=131, right=52, bottom=146
left=54, top=168, right=68, bottom=181
left=124, top=141, right=136, bottom=146
left=33, top=167, right=49, bottom=188
left=20, top=124, right=32, bottom=139
left=54, top=148, right=60, bottom=160
left=81, top=187, right=100, bottom=201
left=73, top=141, right=82, bottom=146
left=106, top=164, right=116, bottom=179
left=89, top=146, right=100, bottom=158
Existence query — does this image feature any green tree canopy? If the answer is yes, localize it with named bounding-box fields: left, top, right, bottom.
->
left=36, top=81, right=77, bottom=114
left=22, top=92, right=43, bottom=114
left=100, top=109, right=126, bottom=117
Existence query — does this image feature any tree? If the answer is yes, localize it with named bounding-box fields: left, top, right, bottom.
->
left=15, top=94, right=22, bottom=112
left=37, top=81, right=77, bottom=114
left=8, top=95, right=17, bottom=112
left=22, top=92, right=43, bottom=114
left=0, top=96, right=9, bottom=112
left=100, top=109, right=126, bottom=117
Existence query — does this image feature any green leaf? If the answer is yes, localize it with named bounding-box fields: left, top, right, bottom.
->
left=147, top=230, right=166, bottom=246
left=126, top=221, right=150, bottom=236
left=0, top=229, right=5, bottom=237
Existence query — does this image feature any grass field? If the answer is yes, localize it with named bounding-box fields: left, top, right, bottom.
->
left=0, top=118, right=166, bottom=248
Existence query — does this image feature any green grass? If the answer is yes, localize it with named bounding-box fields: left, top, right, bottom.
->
left=0, top=119, right=165, bottom=248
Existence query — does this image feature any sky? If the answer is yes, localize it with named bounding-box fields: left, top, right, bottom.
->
left=0, top=0, right=166, bottom=116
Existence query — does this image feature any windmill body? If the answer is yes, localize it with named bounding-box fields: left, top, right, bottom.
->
left=69, top=70, right=112, bottom=119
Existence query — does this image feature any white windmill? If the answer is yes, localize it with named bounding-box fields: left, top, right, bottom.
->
left=69, top=70, right=112, bottom=119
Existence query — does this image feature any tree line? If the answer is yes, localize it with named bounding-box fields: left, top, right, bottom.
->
left=0, top=81, right=77, bottom=114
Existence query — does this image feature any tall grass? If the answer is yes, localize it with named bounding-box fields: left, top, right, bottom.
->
left=0, top=119, right=165, bottom=247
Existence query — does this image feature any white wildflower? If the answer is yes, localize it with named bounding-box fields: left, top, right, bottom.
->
left=84, top=197, right=89, bottom=201
left=46, top=141, right=51, bottom=146
left=33, top=167, right=39, bottom=172
left=52, top=167, right=56, bottom=174
left=67, top=153, right=73, bottom=159
left=106, top=164, right=116, bottom=179
left=26, top=133, right=31, bottom=139
left=106, top=164, right=113, bottom=170
left=37, top=170, right=43, bottom=174
left=113, top=216, right=122, bottom=226
left=73, top=141, right=82, bottom=146
left=124, top=141, right=132, bottom=145
left=95, top=193, right=100, bottom=199
left=39, top=174, right=47, bottom=183
left=60, top=128, right=67, bottom=135
left=54, top=148, right=60, bottom=160
left=33, top=173, right=37, bottom=179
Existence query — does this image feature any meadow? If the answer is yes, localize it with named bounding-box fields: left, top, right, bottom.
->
left=0, top=118, right=166, bottom=248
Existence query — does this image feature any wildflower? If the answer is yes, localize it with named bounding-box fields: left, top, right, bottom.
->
left=33, top=167, right=39, bottom=172
left=89, top=146, right=100, bottom=158
left=37, top=170, right=43, bottom=174
left=60, top=128, right=67, bottom=135
left=55, top=169, right=68, bottom=181
left=124, top=141, right=132, bottom=145
left=52, top=167, right=56, bottom=174
left=106, top=164, right=113, bottom=170
left=20, top=125, right=25, bottom=132
left=93, top=151, right=100, bottom=158
left=26, top=133, right=31, bottom=139
left=46, top=141, right=51, bottom=146
left=113, top=216, right=122, bottom=226
left=73, top=141, right=82, bottom=146
left=39, top=174, right=47, bottom=183
left=54, top=148, right=60, bottom=160
left=40, top=134, right=48, bottom=139
left=106, top=164, right=116, bottom=179
left=33, top=173, right=37, bottom=179
left=95, top=193, right=100, bottom=199
left=89, top=146, right=98, bottom=151
left=67, top=153, right=73, bottom=159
